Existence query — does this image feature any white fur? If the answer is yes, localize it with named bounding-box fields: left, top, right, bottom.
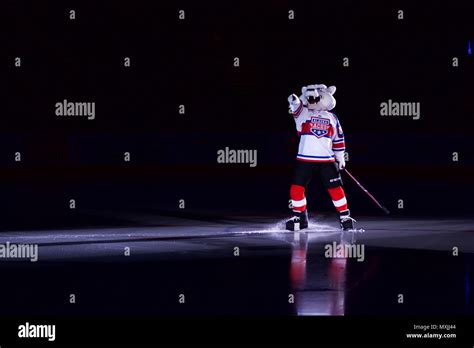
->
left=299, top=84, right=336, bottom=111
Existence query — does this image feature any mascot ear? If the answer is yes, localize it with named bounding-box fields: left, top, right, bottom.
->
left=299, top=86, right=308, bottom=105
left=326, top=86, right=336, bottom=95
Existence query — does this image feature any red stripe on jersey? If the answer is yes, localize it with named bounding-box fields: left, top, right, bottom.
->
left=328, top=126, right=334, bottom=137
left=301, top=122, right=312, bottom=133
left=301, top=120, right=333, bottom=135
left=332, top=142, right=345, bottom=149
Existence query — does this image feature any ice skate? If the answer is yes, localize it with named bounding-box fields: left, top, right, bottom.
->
left=339, top=210, right=355, bottom=231
left=339, top=210, right=365, bottom=233
left=285, top=210, right=309, bottom=231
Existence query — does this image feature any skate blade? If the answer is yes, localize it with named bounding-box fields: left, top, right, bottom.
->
left=285, top=225, right=310, bottom=232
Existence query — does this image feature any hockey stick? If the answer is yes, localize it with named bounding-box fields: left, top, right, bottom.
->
left=343, top=168, right=390, bottom=215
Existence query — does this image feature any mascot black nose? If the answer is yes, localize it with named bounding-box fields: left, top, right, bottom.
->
left=308, top=96, right=321, bottom=104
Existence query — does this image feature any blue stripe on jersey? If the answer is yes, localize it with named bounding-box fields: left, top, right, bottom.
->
left=297, top=154, right=335, bottom=158
left=332, top=148, right=345, bottom=152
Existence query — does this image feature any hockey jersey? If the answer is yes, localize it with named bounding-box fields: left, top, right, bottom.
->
left=290, top=100, right=345, bottom=163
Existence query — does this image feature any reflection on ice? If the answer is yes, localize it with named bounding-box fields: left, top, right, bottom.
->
left=235, top=219, right=340, bottom=236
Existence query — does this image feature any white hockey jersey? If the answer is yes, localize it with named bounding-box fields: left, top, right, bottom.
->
left=290, top=100, right=345, bottom=163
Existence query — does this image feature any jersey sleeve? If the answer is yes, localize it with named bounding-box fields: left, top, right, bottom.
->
left=331, top=113, right=345, bottom=153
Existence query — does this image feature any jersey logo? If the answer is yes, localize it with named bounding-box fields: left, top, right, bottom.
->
left=310, top=117, right=330, bottom=138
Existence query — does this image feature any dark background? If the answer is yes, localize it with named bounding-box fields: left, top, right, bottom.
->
left=0, top=0, right=473, bottom=230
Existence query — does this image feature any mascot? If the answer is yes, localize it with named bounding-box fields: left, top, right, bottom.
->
left=286, top=84, right=356, bottom=231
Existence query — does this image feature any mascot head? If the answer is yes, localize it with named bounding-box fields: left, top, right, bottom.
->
left=300, top=84, right=336, bottom=111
